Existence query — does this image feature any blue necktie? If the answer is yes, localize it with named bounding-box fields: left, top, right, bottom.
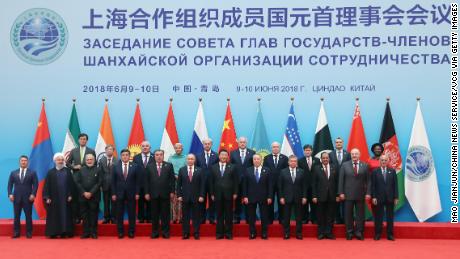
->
left=220, top=164, right=224, bottom=177
left=255, top=168, right=260, bottom=183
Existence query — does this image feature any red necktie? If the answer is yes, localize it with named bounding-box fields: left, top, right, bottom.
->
left=123, top=163, right=128, bottom=180
left=188, top=166, right=193, bottom=182
left=157, top=163, right=161, bottom=176
left=353, top=162, right=358, bottom=176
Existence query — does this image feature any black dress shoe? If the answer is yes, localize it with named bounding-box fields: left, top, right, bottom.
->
left=261, top=234, right=268, bottom=240
left=80, top=234, right=90, bottom=239
left=182, top=234, right=190, bottom=239
left=118, top=234, right=124, bottom=239
left=317, top=234, right=325, bottom=240
left=146, top=220, right=152, bottom=223
left=194, top=234, right=200, bottom=240
left=283, top=234, right=290, bottom=240
left=138, top=219, right=145, bottom=223
left=346, top=235, right=352, bottom=240
left=209, top=220, right=215, bottom=224
left=225, top=234, right=233, bottom=240
left=91, top=234, right=98, bottom=239
left=249, top=234, right=256, bottom=239
left=387, top=235, right=395, bottom=241
left=12, top=233, right=20, bottom=239
left=326, top=234, right=336, bottom=240
left=162, top=234, right=170, bottom=239
left=216, top=235, right=224, bottom=240
left=26, top=233, right=32, bottom=239
left=296, top=235, right=303, bottom=240
left=356, top=235, right=364, bottom=241
left=151, top=234, right=159, bottom=239
left=128, top=233, right=135, bottom=238
left=233, top=219, right=240, bottom=224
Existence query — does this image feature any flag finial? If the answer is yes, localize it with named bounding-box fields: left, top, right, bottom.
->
left=136, top=98, right=140, bottom=102
left=320, top=97, right=324, bottom=101
left=42, top=98, right=45, bottom=102
left=227, top=98, right=230, bottom=102
left=386, top=97, right=390, bottom=102
left=416, top=97, right=421, bottom=101
left=169, top=97, right=173, bottom=102
left=72, top=98, right=76, bottom=102
left=199, top=97, right=202, bottom=102
left=355, top=97, right=359, bottom=102
left=105, top=98, right=109, bottom=102
left=290, top=97, right=294, bottom=102
left=257, top=97, right=261, bottom=102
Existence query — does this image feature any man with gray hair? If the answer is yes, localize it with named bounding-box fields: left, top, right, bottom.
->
left=133, top=140, right=153, bottom=223
left=74, top=153, right=102, bottom=239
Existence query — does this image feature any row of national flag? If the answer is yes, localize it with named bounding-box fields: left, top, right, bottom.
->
left=29, top=98, right=441, bottom=222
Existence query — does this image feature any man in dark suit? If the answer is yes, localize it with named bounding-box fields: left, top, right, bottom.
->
left=210, top=149, right=238, bottom=239
left=74, top=154, right=102, bottom=239
left=133, top=140, right=154, bottom=223
left=111, top=149, right=140, bottom=238
left=329, top=137, right=351, bottom=224
left=279, top=155, right=307, bottom=240
left=371, top=155, right=399, bottom=241
left=66, top=133, right=96, bottom=224
left=7, top=155, right=38, bottom=238
left=177, top=154, right=205, bottom=239
left=195, top=138, right=219, bottom=224
left=338, top=148, right=371, bottom=240
left=242, top=154, right=273, bottom=239
left=97, top=144, right=116, bottom=224
left=263, top=141, right=288, bottom=224
left=230, top=136, right=255, bottom=224
left=145, top=149, right=175, bottom=239
left=298, top=144, right=320, bottom=224
left=312, top=152, right=339, bottom=240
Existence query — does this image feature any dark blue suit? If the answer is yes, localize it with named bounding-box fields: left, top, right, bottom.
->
left=195, top=150, right=218, bottom=222
left=371, top=167, right=398, bottom=237
left=111, top=161, right=140, bottom=235
left=7, top=168, right=38, bottom=235
left=230, top=148, right=255, bottom=221
left=133, top=153, right=153, bottom=221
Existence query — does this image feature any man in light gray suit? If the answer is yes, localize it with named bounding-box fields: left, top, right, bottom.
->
left=98, top=144, right=116, bottom=224
left=338, top=148, right=371, bottom=240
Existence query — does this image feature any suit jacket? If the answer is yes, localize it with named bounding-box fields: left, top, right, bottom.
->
left=311, top=164, right=338, bottom=202
left=298, top=156, right=320, bottom=191
left=329, top=149, right=351, bottom=172
left=74, top=165, right=102, bottom=200
left=209, top=163, right=239, bottom=201
left=7, top=168, right=38, bottom=202
left=98, top=156, right=116, bottom=191
left=66, top=146, right=96, bottom=169
left=195, top=150, right=219, bottom=171
left=111, top=161, right=140, bottom=199
left=278, top=167, right=307, bottom=203
left=176, top=166, right=205, bottom=203
left=133, top=152, right=154, bottom=186
left=230, top=148, right=255, bottom=180
left=242, top=166, right=273, bottom=203
left=371, top=167, right=399, bottom=203
left=338, top=160, right=371, bottom=201
left=263, top=153, right=288, bottom=185
left=145, top=161, right=175, bottom=199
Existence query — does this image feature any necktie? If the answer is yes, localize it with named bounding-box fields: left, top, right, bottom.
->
left=20, top=169, right=25, bottom=183
left=107, top=158, right=112, bottom=168
left=123, top=163, right=128, bottom=180
left=241, top=150, right=245, bottom=163
left=324, top=166, right=329, bottom=179
left=291, top=170, right=295, bottom=183
left=80, top=147, right=85, bottom=164
left=338, top=151, right=343, bottom=164
left=307, top=157, right=312, bottom=170
left=255, top=168, right=260, bottom=183
left=206, top=152, right=210, bottom=166
left=157, top=163, right=161, bottom=176
left=188, top=166, right=193, bottom=182
left=143, top=155, right=148, bottom=168
left=220, top=164, right=225, bottom=177
left=274, top=155, right=278, bottom=167
left=353, top=162, right=358, bottom=176
left=383, top=168, right=387, bottom=182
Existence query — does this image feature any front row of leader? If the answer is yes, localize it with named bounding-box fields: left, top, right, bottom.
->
left=8, top=148, right=397, bottom=241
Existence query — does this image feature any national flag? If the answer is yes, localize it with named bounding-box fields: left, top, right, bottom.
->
left=189, top=99, right=209, bottom=155
left=347, top=99, right=371, bottom=217
left=127, top=101, right=145, bottom=160
left=379, top=100, right=405, bottom=211
left=62, top=101, right=81, bottom=160
left=405, top=100, right=442, bottom=222
left=219, top=100, right=238, bottom=153
left=160, top=101, right=180, bottom=161
left=281, top=102, right=303, bottom=158
left=313, top=99, right=334, bottom=158
left=95, top=101, right=117, bottom=161
left=250, top=100, right=270, bottom=159
left=29, top=101, right=54, bottom=219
